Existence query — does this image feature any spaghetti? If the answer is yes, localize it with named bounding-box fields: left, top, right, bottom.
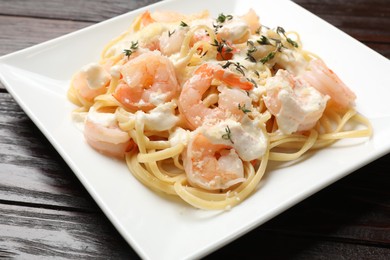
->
left=67, top=9, right=372, bottom=210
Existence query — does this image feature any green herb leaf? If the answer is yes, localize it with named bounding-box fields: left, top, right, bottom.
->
left=246, top=52, right=257, bottom=63
left=257, top=36, right=272, bottom=45
left=276, top=26, right=286, bottom=35
left=221, top=61, right=246, bottom=76
left=200, top=50, right=208, bottom=58
left=238, top=103, right=251, bottom=114
left=213, top=23, right=223, bottom=33
left=210, top=39, right=223, bottom=52
left=260, top=51, right=276, bottom=64
left=180, top=21, right=188, bottom=27
left=246, top=77, right=258, bottom=88
left=210, top=39, right=232, bottom=60
left=217, top=13, right=233, bottom=23
left=222, top=125, right=234, bottom=144
left=276, top=26, right=298, bottom=48
left=287, top=37, right=299, bottom=48
left=123, top=41, right=139, bottom=58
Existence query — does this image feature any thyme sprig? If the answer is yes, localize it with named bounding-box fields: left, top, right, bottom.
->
left=276, top=26, right=299, bottom=48
left=238, top=103, right=251, bottom=114
left=257, top=35, right=272, bottom=46
left=222, top=125, right=234, bottom=144
left=210, top=39, right=233, bottom=60
left=214, top=13, right=233, bottom=33
left=259, top=51, right=276, bottom=64
left=123, top=41, right=139, bottom=58
left=247, top=35, right=285, bottom=64
left=221, top=61, right=246, bottom=76
left=246, top=77, right=258, bottom=88
left=245, top=40, right=257, bottom=63
left=216, top=13, right=233, bottom=23
left=180, top=21, right=188, bottom=27
left=245, top=25, right=298, bottom=64
left=212, top=23, right=223, bottom=33
left=246, top=53, right=257, bottom=63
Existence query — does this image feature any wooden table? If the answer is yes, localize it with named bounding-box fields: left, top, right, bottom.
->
left=1, top=0, right=389, bottom=258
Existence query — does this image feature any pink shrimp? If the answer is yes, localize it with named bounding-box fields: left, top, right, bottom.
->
left=178, top=63, right=254, bottom=130
left=159, top=27, right=187, bottom=56
left=184, top=133, right=245, bottom=190
left=240, top=8, right=261, bottom=34
left=113, top=51, right=180, bottom=112
left=134, top=11, right=156, bottom=30
left=217, top=9, right=261, bottom=44
left=300, top=59, right=356, bottom=111
left=150, top=10, right=209, bottom=23
left=84, top=111, right=133, bottom=158
left=264, top=69, right=329, bottom=134
left=71, top=63, right=111, bottom=104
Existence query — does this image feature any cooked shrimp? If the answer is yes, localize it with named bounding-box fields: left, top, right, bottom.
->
left=71, top=63, right=111, bottom=104
left=113, top=51, right=180, bottom=112
left=240, top=8, right=261, bottom=34
left=84, top=109, right=133, bottom=158
left=201, top=118, right=268, bottom=162
left=264, top=69, right=329, bottom=134
left=217, top=9, right=260, bottom=44
left=178, top=63, right=254, bottom=129
left=159, top=27, right=188, bottom=56
left=300, top=59, right=356, bottom=110
left=150, top=10, right=210, bottom=23
left=184, top=133, right=245, bottom=190
left=130, top=11, right=156, bottom=32
left=132, top=10, right=211, bottom=56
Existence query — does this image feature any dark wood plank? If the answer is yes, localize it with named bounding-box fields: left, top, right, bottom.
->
left=294, top=0, right=390, bottom=17
left=0, top=203, right=137, bottom=259
left=294, top=0, right=390, bottom=59
left=318, top=14, right=390, bottom=43
left=0, top=0, right=161, bottom=22
left=262, top=160, right=390, bottom=246
left=0, top=15, right=91, bottom=57
left=207, top=231, right=390, bottom=259
left=364, top=43, right=390, bottom=59
left=208, top=155, right=390, bottom=258
left=1, top=0, right=388, bottom=23
left=0, top=92, right=96, bottom=210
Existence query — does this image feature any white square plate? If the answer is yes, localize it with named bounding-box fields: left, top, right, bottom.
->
left=1, top=0, right=389, bottom=259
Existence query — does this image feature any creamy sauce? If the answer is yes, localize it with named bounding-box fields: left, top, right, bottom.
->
left=169, top=127, right=192, bottom=146
left=218, top=20, right=249, bottom=43
left=80, top=63, right=110, bottom=89
left=265, top=70, right=329, bottom=134
left=87, top=108, right=117, bottom=127
left=202, top=118, right=267, bottom=161
left=136, top=101, right=179, bottom=131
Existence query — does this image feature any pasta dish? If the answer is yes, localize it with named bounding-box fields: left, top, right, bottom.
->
left=67, top=9, right=372, bottom=210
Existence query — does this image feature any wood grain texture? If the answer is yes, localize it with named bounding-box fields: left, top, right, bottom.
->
left=208, top=155, right=390, bottom=258
left=0, top=204, right=137, bottom=259
left=0, top=92, right=97, bottom=210
left=294, top=0, right=390, bottom=17
left=0, top=16, right=91, bottom=56
left=0, top=0, right=389, bottom=259
left=0, top=0, right=161, bottom=22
